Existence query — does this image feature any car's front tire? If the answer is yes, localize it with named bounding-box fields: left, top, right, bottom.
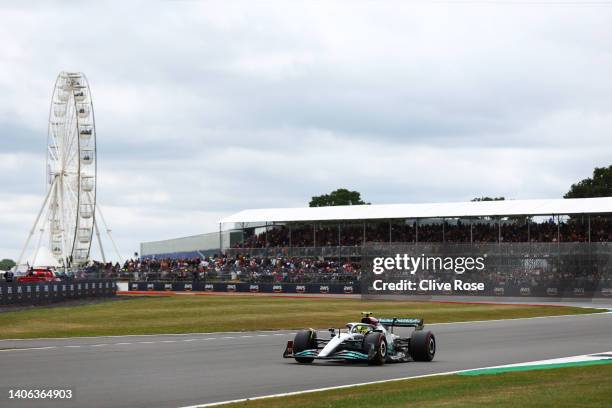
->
left=409, top=330, right=436, bottom=362
left=293, top=329, right=317, bottom=363
left=364, top=332, right=387, bottom=365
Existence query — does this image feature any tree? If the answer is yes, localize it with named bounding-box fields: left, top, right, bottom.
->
left=564, top=165, right=612, bottom=198
left=0, top=258, right=16, bottom=271
left=471, top=196, right=505, bottom=202
left=309, top=189, right=369, bottom=207
left=470, top=196, right=526, bottom=222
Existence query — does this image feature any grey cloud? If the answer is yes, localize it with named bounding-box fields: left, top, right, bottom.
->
left=1, top=1, right=612, bottom=260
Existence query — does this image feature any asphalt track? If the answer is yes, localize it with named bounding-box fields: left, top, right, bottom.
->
left=1, top=311, right=611, bottom=408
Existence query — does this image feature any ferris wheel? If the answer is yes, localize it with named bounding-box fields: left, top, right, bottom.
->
left=16, top=71, right=120, bottom=269
left=48, top=71, right=97, bottom=265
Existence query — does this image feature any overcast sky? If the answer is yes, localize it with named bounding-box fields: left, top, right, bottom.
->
left=1, top=0, right=611, bottom=261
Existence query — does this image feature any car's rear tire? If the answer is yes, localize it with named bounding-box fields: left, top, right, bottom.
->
left=293, top=329, right=317, bottom=363
left=409, top=330, right=436, bottom=362
left=364, top=332, right=387, bottom=365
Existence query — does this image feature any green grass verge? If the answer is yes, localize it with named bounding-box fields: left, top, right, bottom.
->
left=0, top=295, right=603, bottom=339
left=220, top=364, right=612, bottom=408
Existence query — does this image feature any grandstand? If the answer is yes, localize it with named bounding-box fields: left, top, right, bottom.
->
left=221, top=197, right=612, bottom=253
left=134, top=197, right=612, bottom=297
left=142, top=197, right=612, bottom=258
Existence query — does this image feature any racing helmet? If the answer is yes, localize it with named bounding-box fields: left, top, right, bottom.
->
left=361, top=316, right=379, bottom=326
left=352, top=324, right=372, bottom=335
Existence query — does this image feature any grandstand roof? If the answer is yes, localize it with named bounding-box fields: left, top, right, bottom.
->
left=220, top=197, right=612, bottom=224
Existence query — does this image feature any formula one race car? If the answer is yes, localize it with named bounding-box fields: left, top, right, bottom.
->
left=283, top=312, right=436, bottom=365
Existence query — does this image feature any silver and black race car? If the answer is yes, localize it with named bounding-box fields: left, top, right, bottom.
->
left=283, top=312, right=436, bottom=365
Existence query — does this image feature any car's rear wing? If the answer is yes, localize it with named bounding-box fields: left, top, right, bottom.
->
left=378, top=317, right=424, bottom=329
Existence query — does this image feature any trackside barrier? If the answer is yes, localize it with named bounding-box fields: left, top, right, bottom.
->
left=0, top=280, right=117, bottom=305
left=128, top=282, right=359, bottom=294
left=126, top=281, right=612, bottom=298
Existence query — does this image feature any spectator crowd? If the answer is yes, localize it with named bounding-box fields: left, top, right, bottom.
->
left=73, top=217, right=612, bottom=292
left=104, top=250, right=611, bottom=292
left=121, top=255, right=359, bottom=284
left=234, top=217, right=612, bottom=248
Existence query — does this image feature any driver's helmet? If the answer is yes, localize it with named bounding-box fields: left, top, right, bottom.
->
left=351, top=324, right=372, bottom=335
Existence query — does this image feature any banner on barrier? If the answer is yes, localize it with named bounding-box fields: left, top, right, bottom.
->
left=128, top=281, right=360, bottom=294
left=0, top=280, right=116, bottom=305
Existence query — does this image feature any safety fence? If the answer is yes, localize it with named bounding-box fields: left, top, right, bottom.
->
left=0, top=279, right=117, bottom=305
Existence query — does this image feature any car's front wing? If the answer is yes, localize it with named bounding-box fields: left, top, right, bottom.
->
left=284, top=348, right=370, bottom=360
left=283, top=341, right=373, bottom=360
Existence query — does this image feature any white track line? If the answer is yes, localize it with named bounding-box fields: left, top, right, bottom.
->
left=1, top=306, right=607, bottom=343
left=465, top=351, right=612, bottom=371
left=179, top=350, right=612, bottom=408
left=0, top=329, right=297, bottom=342
left=0, top=346, right=58, bottom=352
left=1, top=311, right=609, bottom=353
left=0, top=335, right=278, bottom=353
left=179, top=369, right=466, bottom=408
left=0, top=334, right=285, bottom=352
left=427, top=309, right=612, bottom=327
left=0, top=303, right=612, bottom=343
